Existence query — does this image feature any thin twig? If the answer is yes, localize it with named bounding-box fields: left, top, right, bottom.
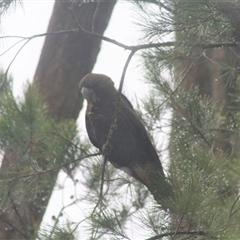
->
left=88, top=25, right=138, bottom=217
left=91, top=0, right=100, bottom=33
left=171, top=50, right=205, bottom=97
left=166, top=88, right=212, bottom=148
left=1, top=0, right=239, bottom=88
left=0, top=29, right=79, bottom=40
left=228, top=195, right=240, bottom=220
left=99, top=157, right=107, bottom=200
left=0, top=216, right=27, bottom=239
left=151, top=50, right=205, bottom=113
left=159, top=51, right=212, bottom=148
left=0, top=152, right=100, bottom=180
left=1, top=21, right=239, bottom=93
left=2, top=31, right=240, bottom=51
left=9, top=195, right=28, bottom=238
left=145, top=230, right=207, bottom=240
left=118, top=49, right=137, bottom=94
left=48, top=130, right=88, bottom=153
left=48, top=199, right=82, bottom=239
left=0, top=38, right=25, bottom=57
left=91, top=157, right=108, bottom=214
left=66, top=217, right=90, bottom=240
left=90, top=50, right=137, bottom=213
left=142, top=50, right=211, bottom=148
left=0, top=38, right=31, bottom=91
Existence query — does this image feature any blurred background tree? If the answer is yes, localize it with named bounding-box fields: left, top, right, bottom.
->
left=0, top=0, right=116, bottom=239
left=1, top=0, right=240, bottom=239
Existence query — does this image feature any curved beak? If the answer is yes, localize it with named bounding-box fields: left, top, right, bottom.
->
left=81, top=87, right=96, bottom=102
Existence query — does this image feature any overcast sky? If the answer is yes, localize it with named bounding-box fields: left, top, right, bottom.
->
left=1, top=1, right=146, bottom=100
left=1, top=1, right=149, bottom=239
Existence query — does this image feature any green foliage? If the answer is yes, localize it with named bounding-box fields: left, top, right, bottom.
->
left=173, top=1, right=231, bottom=43
left=2, top=1, right=240, bottom=239
left=135, top=0, right=235, bottom=79
left=0, top=73, right=153, bottom=239
left=140, top=80, right=240, bottom=238
left=78, top=157, right=152, bottom=239
left=0, top=75, right=87, bottom=224
left=0, top=0, right=19, bottom=17
left=39, top=222, right=76, bottom=240
left=132, top=1, right=240, bottom=239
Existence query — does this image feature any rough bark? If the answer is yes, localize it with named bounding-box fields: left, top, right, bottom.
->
left=173, top=2, right=240, bottom=154
left=34, top=0, right=116, bottom=120
left=174, top=47, right=238, bottom=153
left=169, top=1, right=240, bottom=234
left=0, top=1, right=116, bottom=239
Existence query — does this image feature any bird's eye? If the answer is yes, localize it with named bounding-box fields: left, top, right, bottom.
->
left=81, top=87, right=96, bottom=102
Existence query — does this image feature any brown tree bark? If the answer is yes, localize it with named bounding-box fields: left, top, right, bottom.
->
left=169, top=1, right=240, bottom=234
left=34, top=0, right=117, bottom=120
left=0, top=1, right=116, bottom=239
left=174, top=47, right=238, bottom=153
left=173, top=2, right=240, bottom=154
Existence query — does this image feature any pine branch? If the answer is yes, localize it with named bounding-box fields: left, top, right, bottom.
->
left=145, top=230, right=208, bottom=240
left=0, top=216, right=26, bottom=239
left=161, top=83, right=212, bottom=149
left=0, top=152, right=101, bottom=180
left=2, top=31, right=240, bottom=51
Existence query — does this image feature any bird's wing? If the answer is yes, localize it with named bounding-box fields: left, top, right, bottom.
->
left=118, top=100, right=162, bottom=167
left=120, top=93, right=134, bottom=109
left=85, top=109, right=102, bottom=149
left=115, top=100, right=165, bottom=188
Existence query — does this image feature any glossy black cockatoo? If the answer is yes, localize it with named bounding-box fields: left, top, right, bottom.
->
left=79, top=73, right=172, bottom=204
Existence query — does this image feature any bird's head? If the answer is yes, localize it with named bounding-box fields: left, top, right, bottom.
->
left=79, top=73, right=118, bottom=103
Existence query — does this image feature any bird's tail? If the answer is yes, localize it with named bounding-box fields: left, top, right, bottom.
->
left=133, top=163, right=173, bottom=209
left=148, top=174, right=173, bottom=210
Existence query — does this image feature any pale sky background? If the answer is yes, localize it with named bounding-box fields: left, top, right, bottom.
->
left=0, top=1, right=147, bottom=99
left=1, top=1, right=164, bottom=239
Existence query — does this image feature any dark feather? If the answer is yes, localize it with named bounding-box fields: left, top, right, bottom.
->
left=79, top=73, right=172, bottom=203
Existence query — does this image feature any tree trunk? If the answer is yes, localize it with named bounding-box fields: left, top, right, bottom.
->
left=169, top=1, right=240, bottom=233
left=34, top=0, right=117, bottom=120
left=172, top=2, right=240, bottom=155
left=0, top=1, right=116, bottom=239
